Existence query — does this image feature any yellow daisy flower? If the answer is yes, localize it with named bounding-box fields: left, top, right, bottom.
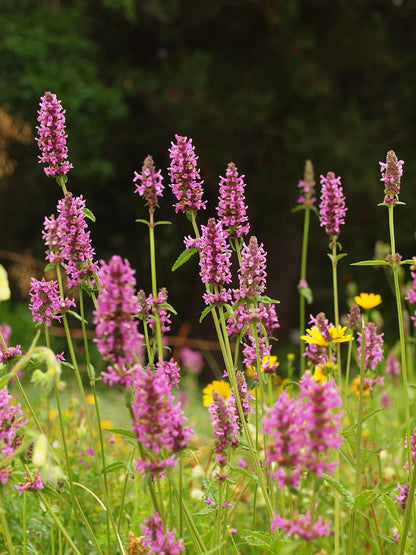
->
left=351, top=376, right=370, bottom=397
left=301, top=325, right=353, bottom=347
left=202, top=380, right=232, bottom=407
left=354, top=292, right=382, bottom=310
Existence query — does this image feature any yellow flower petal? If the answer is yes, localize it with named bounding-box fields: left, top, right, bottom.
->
left=202, top=380, right=232, bottom=407
left=354, top=292, right=382, bottom=310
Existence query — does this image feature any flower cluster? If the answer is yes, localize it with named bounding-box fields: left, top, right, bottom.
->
left=29, top=277, right=75, bottom=327
left=141, top=511, right=184, bottom=554
left=131, top=364, right=193, bottom=476
left=0, top=386, right=26, bottom=484
left=216, top=162, right=249, bottom=238
left=263, top=372, right=343, bottom=486
left=94, top=256, right=143, bottom=386
left=36, top=91, right=73, bottom=177
left=357, top=322, right=384, bottom=370
left=380, top=150, right=404, bottom=205
left=406, top=257, right=416, bottom=327
left=147, top=288, right=172, bottom=335
left=133, top=155, right=164, bottom=211
left=208, top=389, right=240, bottom=466
left=227, top=300, right=279, bottom=367
left=271, top=510, right=331, bottom=540
left=319, top=172, right=347, bottom=237
left=297, top=159, right=316, bottom=207
left=168, top=135, right=206, bottom=213
left=238, top=236, right=267, bottom=299
left=43, top=193, right=97, bottom=288
left=16, top=470, right=44, bottom=495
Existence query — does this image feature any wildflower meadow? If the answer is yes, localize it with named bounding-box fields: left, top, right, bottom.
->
left=1, top=91, right=416, bottom=554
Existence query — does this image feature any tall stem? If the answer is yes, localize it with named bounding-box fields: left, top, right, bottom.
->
left=148, top=210, right=164, bottom=361
left=299, top=206, right=311, bottom=372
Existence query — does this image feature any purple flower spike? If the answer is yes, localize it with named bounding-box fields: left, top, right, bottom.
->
left=217, top=162, right=250, bottom=238
left=133, top=155, right=164, bottom=211
left=239, top=236, right=267, bottom=299
left=380, top=150, right=404, bottom=205
left=0, top=386, right=26, bottom=484
left=199, top=218, right=232, bottom=287
left=168, top=134, right=206, bottom=213
left=299, top=372, right=343, bottom=476
left=43, top=193, right=97, bottom=288
left=141, top=511, right=184, bottom=554
left=263, top=390, right=306, bottom=488
left=271, top=510, right=331, bottom=539
left=208, top=389, right=240, bottom=466
left=319, top=172, right=347, bottom=237
left=94, top=255, right=143, bottom=370
left=36, top=92, right=73, bottom=177
left=297, top=159, right=316, bottom=207
left=29, top=277, right=75, bottom=327
left=357, top=322, right=384, bottom=370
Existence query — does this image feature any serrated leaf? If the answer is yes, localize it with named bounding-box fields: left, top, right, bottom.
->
left=241, top=530, right=273, bottom=550
left=135, top=218, right=149, bottom=226
left=154, top=220, right=172, bottom=226
left=323, top=474, right=354, bottom=508
left=194, top=506, right=217, bottom=516
left=61, top=361, right=75, bottom=370
left=82, top=207, right=96, bottom=222
left=102, top=461, right=129, bottom=474
left=351, top=260, right=389, bottom=266
left=199, top=305, right=213, bottom=323
left=353, top=489, right=379, bottom=509
left=67, top=310, right=87, bottom=324
left=381, top=493, right=402, bottom=530
left=171, top=247, right=199, bottom=272
left=299, top=287, right=313, bottom=304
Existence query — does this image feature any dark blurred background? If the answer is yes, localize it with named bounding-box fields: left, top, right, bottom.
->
left=1, top=0, right=416, bottom=350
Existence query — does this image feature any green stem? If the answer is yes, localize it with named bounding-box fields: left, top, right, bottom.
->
left=299, top=206, right=311, bottom=373
left=148, top=210, right=164, bottom=361
left=0, top=488, right=15, bottom=555
left=347, top=315, right=366, bottom=555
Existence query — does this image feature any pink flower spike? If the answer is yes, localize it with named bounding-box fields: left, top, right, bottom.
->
left=133, top=155, right=164, bottom=211
left=36, top=92, right=73, bottom=177
left=319, top=172, right=347, bottom=237
left=380, top=150, right=404, bottom=205
left=216, top=162, right=250, bottom=238
left=168, top=134, right=206, bottom=214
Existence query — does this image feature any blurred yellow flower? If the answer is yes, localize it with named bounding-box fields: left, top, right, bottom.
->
left=86, top=394, right=96, bottom=405
left=246, top=355, right=279, bottom=377
left=313, top=366, right=326, bottom=383
left=0, top=265, right=11, bottom=301
left=301, top=325, right=353, bottom=347
left=354, top=292, right=382, bottom=310
left=202, top=380, right=232, bottom=407
left=351, top=376, right=370, bottom=397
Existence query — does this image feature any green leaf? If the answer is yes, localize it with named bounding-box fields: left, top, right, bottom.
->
left=194, top=506, right=216, bottom=516
left=82, top=207, right=96, bottom=222
left=102, top=461, right=129, bottom=474
left=104, top=427, right=136, bottom=439
left=351, top=260, right=389, bottom=266
left=256, top=295, right=280, bottom=304
left=299, top=286, right=313, bottom=304
left=67, top=310, right=87, bottom=324
left=336, top=252, right=348, bottom=262
left=61, top=361, right=75, bottom=371
left=159, top=302, right=177, bottom=315
left=381, top=493, right=402, bottom=530
left=44, top=262, right=56, bottom=273
left=171, top=247, right=199, bottom=272
left=154, top=220, right=172, bottom=226
left=135, top=218, right=149, bottom=226
left=241, top=530, right=273, bottom=551
left=401, top=259, right=415, bottom=265
left=199, top=305, right=213, bottom=323
left=323, top=474, right=354, bottom=508
left=0, top=373, right=12, bottom=388
left=353, top=489, right=380, bottom=509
